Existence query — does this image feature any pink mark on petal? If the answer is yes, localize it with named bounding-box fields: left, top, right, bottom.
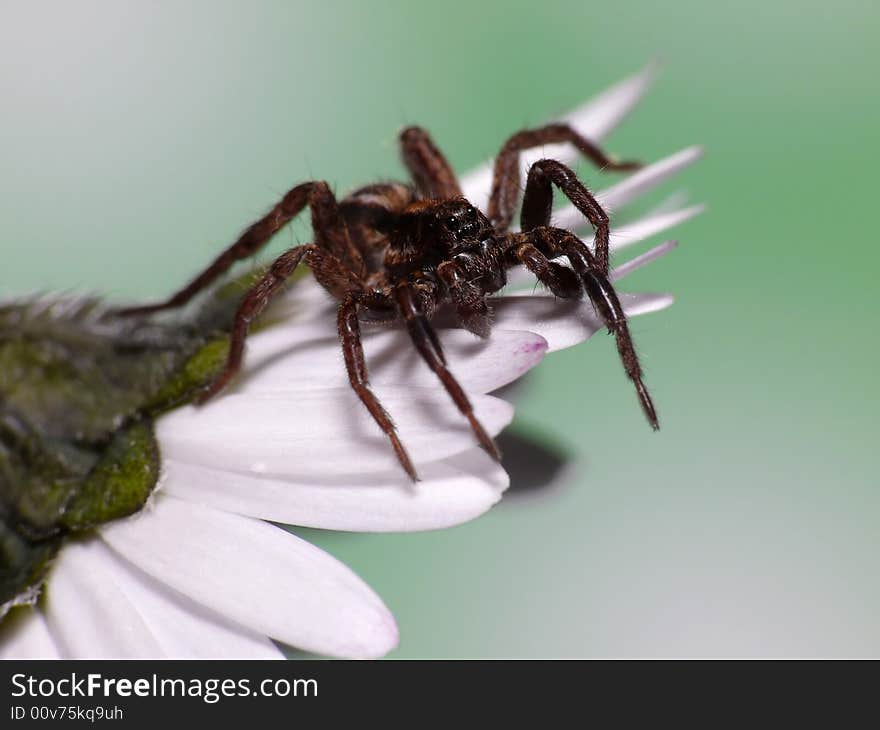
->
left=513, top=334, right=550, bottom=357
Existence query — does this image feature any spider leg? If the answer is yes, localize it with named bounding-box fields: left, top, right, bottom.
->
left=521, top=159, right=613, bottom=275
left=118, top=181, right=364, bottom=316
left=399, top=127, right=462, bottom=199
left=488, top=123, right=640, bottom=232
left=507, top=239, right=582, bottom=299
left=521, top=227, right=659, bottom=430
left=197, top=243, right=353, bottom=402
left=339, top=295, right=418, bottom=481
left=394, top=283, right=501, bottom=461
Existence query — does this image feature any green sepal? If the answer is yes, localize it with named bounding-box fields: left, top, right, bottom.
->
left=145, top=337, right=230, bottom=415
left=60, top=420, right=160, bottom=532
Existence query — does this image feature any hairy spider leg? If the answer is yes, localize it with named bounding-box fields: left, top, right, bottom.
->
left=198, top=244, right=354, bottom=401
left=526, top=226, right=658, bottom=430
left=520, top=158, right=615, bottom=275
left=516, top=161, right=658, bottom=428
left=338, top=295, right=418, bottom=481
left=198, top=242, right=421, bottom=479
left=118, top=181, right=365, bottom=316
left=508, top=239, right=582, bottom=299
left=394, top=283, right=502, bottom=462
left=487, top=123, right=640, bottom=233
left=399, top=127, right=462, bottom=199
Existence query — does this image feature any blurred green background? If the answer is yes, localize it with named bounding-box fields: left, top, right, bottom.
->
left=1, top=0, right=878, bottom=656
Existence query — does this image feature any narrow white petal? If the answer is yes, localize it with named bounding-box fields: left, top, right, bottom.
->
left=492, top=292, right=673, bottom=352
left=561, top=61, right=659, bottom=144
left=239, top=326, right=547, bottom=396
left=0, top=608, right=62, bottom=659
left=42, top=541, right=166, bottom=658
left=646, top=190, right=692, bottom=216
left=93, top=544, right=284, bottom=659
left=100, top=495, right=399, bottom=658
left=459, top=171, right=491, bottom=214
left=648, top=190, right=691, bottom=219
left=163, top=447, right=507, bottom=532
left=462, top=63, right=657, bottom=209
left=554, top=202, right=705, bottom=244
left=157, top=388, right=514, bottom=477
left=610, top=240, right=679, bottom=283
left=597, top=146, right=704, bottom=211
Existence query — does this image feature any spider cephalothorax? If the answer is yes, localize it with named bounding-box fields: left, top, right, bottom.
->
left=118, top=123, right=654, bottom=481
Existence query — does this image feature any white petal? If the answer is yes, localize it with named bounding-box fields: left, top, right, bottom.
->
left=42, top=541, right=166, bottom=658
left=0, top=608, right=62, bottom=659
left=157, top=388, right=514, bottom=477
left=646, top=190, right=693, bottom=216
left=238, top=326, right=547, bottom=396
left=462, top=63, right=656, bottom=209
left=610, top=239, right=679, bottom=283
left=560, top=61, right=659, bottom=144
left=163, top=447, right=507, bottom=532
left=491, top=292, right=673, bottom=352
left=554, top=202, right=705, bottom=245
left=597, top=146, right=704, bottom=211
left=92, top=543, right=284, bottom=659
left=100, top=495, right=399, bottom=658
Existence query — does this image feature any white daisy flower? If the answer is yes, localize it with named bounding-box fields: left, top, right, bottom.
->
left=0, top=64, right=702, bottom=659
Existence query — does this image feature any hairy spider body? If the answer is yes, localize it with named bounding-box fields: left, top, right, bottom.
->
left=119, top=123, right=654, bottom=481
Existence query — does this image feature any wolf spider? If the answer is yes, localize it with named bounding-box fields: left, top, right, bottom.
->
left=119, top=124, right=654, bottom=481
